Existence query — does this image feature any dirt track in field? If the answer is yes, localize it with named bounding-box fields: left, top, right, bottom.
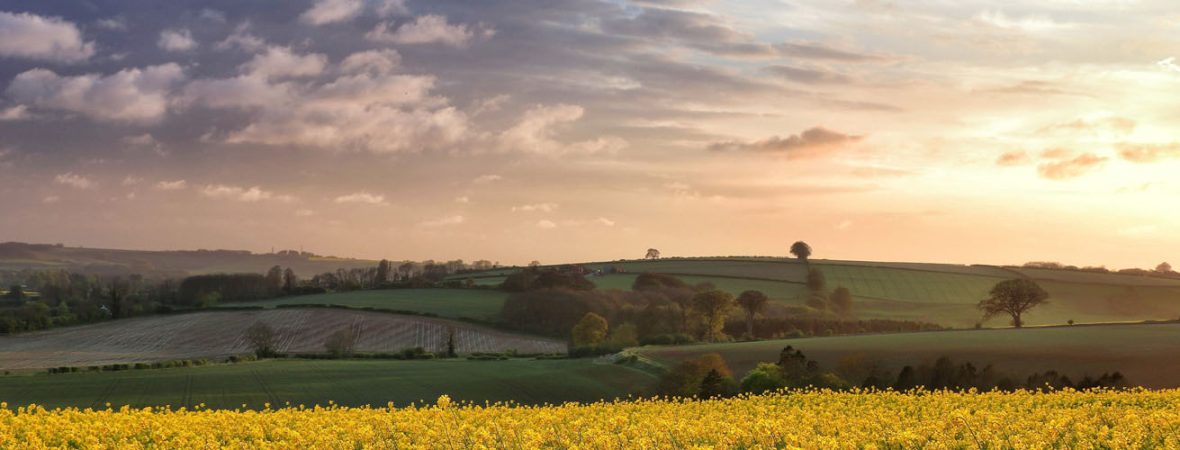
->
left=0, top=309, right=566, bottom=369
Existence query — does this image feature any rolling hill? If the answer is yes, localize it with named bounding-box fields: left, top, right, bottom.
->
left=635, top=322, right=1180, bottom=388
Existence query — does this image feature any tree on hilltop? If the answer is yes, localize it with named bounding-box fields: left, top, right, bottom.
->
left=978, top=279, right=1048, bottom=328
left=645, top=248, right=661, bottom=259
left=790, top=241, right=812, bottom=262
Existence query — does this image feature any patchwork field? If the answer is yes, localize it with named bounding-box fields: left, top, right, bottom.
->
left=0, top=309, right=564, bottom=370
left=0, top=358, right=652, bottom=409
left=636, top=322, right=1180, bottom=388
left=223, top=288, right=508, bottom=320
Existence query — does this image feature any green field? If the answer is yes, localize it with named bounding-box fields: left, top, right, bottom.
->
left=0, top=358, right=654, bottom=410
left=636, top=323, right=1180, bottom=388
left=224, top=289, right=508, bottom=320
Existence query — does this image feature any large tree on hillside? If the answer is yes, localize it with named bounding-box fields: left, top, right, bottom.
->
left=736, top=290, right=768, bottom=339
left=978, top=279, right=1048, bottom=328
left=692, top=289, right=735, bottom=342
left=790, top=241, right=812, bottom=262
left=830, top=286, right=854, bottom=316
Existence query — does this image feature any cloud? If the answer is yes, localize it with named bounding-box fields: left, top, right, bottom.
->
left=1159, top=57, right=1180, bottom=74
left=420, top=215, right=465, bottom=227
left=373, top=0, right=410, bottom=17
left=1037, top=153, right=1107, bottom=180
left=707, top=127, right=863, bottom=156
left=0, top=11, right=94, bottom=62
left=55, top=172, right=95, bottom=189
left=1037, top=117, right=1136, bottom=135
left=0, top=105, right=31, bottom=121
left=499, top=104, right=626, bottom=155
left=996, top=150, right=1031, bottom=166
left=535, top=219, right=557, bottom=229
left=595, top=217, right=616, bottom=227
left=121, top=176, right=142, bottom=186
left=215, top=23, right=266, bottom=52
left=42, top=195, right=60, bottom=204
left=366, top=15, right=493, bottom=47
left=295, top=209, right=316, bottom=217
left=301, top=0, right=365, bottom=25
left=763, top=65, right=852, bottom=84
left=155, top=180, right=187, bottom=190
left=157, top=28, right=197, bottom=52
left=454, top=196, right=470, bottom=204
left=202, top=184, right=293, bottom=202
left=334, top=191, right=387, bottom=205
left=95, top=17, right=127, bottom=31
left=511, top=203, right=558, bottom=212
left=241, top=46, right=328, bottom=79
left=339, top=49, right=401, bottom=76
left=773, top=41, right=890, bottom=62
left=1118, top=142, right=1180, bottom=163
left=6, top=64, right=185, bottom=124
left=472, top=174, right=502, bottom=184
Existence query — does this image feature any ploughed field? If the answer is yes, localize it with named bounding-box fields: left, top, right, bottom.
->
left=222, top=288, right=508, bottom=320
left=0, top=308, right=565, bottom=370
left=636, top=322, right=1180, bottom=388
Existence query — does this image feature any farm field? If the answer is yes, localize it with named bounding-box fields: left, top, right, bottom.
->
left=0, top=358, right=653, bottom=410
left=636, top=322, right=1180, bottom=388
left=0, top=309, right=564, bottom=370
left=223, top=288, right=508, bottom=320
left=1, top=390, right=1177, bottom=448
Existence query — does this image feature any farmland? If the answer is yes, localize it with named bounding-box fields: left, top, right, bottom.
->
left=222, top=288, right=508, bottom=321
left=636, top=322, right=1180, bottom=388
left=1, top=390, right=1177, bottom=448
left=0, top=309, right=564, bottom=370
left=0, top=358, right=651, bottom=410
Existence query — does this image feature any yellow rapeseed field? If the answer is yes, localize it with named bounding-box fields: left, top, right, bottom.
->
left=1, top=389, right=1178, bottom=449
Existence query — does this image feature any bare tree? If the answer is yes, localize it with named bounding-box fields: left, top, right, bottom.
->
left=245, top=321, right=277, bottom=357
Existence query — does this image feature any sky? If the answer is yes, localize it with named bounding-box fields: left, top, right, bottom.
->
left=1, top=0, right=1179, bottom=268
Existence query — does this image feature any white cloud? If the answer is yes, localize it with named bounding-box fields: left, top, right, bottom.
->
left=374, top=0, right=409, bottom=17
left=366, top=15, right=493, bottom=48
left=202, top=184, right=293, bottom=202
left=95, top=17, right=127, bottom=31
left=0, top=11, right=94, bottom=62
left=536, top=219, right=557, bottom=229
left=241, top=46, right=327, bottom=79
left=595, top=217, right=616, bottom=227
left=295, top=209, right=316, bottom=217
left=157, top=28, right=197, bottom=52
left=472, top=174, right=502, bottom=184
left=6, top=64, right=185, bottom=124
left=42, top=195, right=60, bottom=204
left=420, top=215, right=466, bottom=227
left=0, top=105, right=31, bottom=121
left=339, top=49, right=400, bottom=76
left=499, top=104, right=626, bottom=155
left=454, top=196, right=470, bottom=203
left=155, top=180, right=187, bottom=190
left=198, top=9, right=227, bottom=23
left=121, top=176, right=142, bottom=186
left=334, top=191, right=387, bottom=205
left=216, top=23, right=266, bottom=52
left=181, top=74, right=292, bottom=109
left=1158, top=57, right=1180, bottom=74
left=301, top=0, right=364, bottom=25
left=55, top=172, right=95, bottom=189
left=511, top=203, right=558, bottom=212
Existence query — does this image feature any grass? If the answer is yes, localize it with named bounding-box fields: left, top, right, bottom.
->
left=0, top=358, right=655, bottom=410
left=223, top=289, right=508, bottom=320
left=636, top=322, right=1180, bottom=388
